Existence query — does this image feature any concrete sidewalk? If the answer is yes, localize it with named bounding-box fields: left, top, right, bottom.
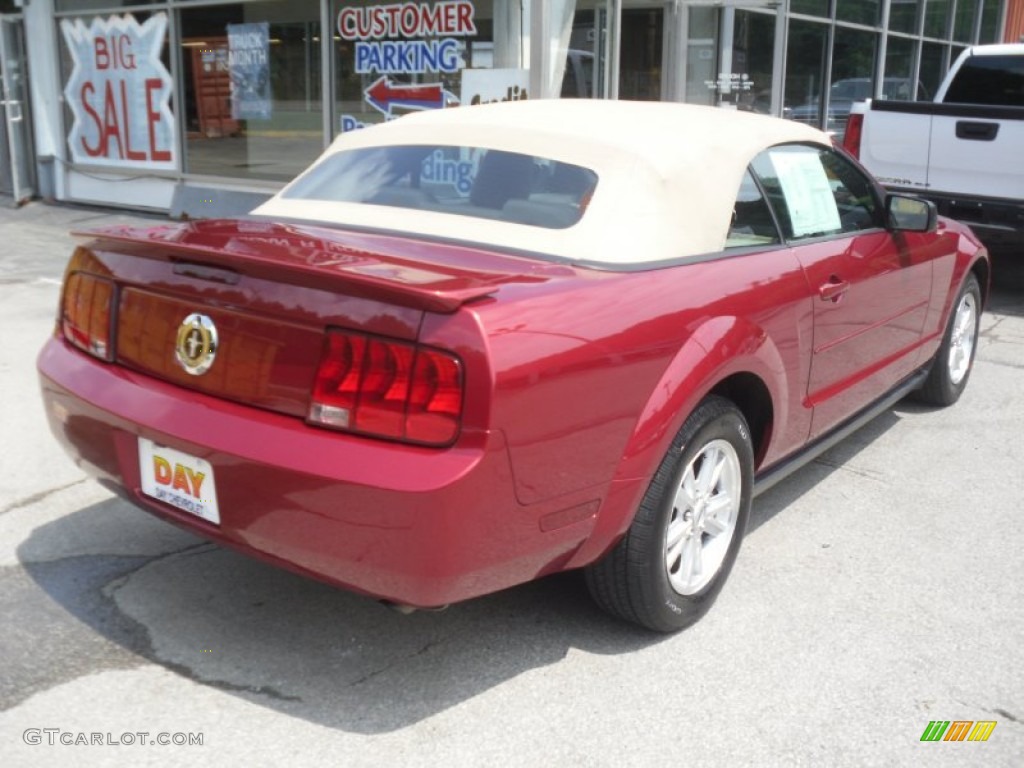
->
left=0, top=199, right=166, bottom=282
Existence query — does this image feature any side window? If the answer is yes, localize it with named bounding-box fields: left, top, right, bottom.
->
left=943, top=55, right=1024, bottom=106
left=820, top=150, right=882, bottom=232
left=726, top=170, right=781, bottom=248
left=751, top=145, right=882, bottom=241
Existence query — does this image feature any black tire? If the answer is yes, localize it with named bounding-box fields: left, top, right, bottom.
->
left=585, top=396, right=754, bottom=632
left=914, top=273, right=982, bottom=406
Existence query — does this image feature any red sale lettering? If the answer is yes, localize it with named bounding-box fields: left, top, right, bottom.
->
left=145, top=78, right=172, bottom=162
left=77, top=77, right=169, bottom=162
left=78, top=82, right=103, bottom=157
left=94, top=34, right=136, bottom=70
left=120, top=80, right=145, bottom=160
left=101, top=81, right=122, bottom=159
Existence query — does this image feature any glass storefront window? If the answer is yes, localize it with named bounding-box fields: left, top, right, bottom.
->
left=889, top=0, right=923, bottom=34
left=619, top=7, right=663, bottom=100
left=837, top=1, right=881, bottom=27
left=829, top=26, right=878, bottom=139
left=979, top=0, right=1002, bottom=42
left=924, top=0, right=951, bottom=38
left=953, top=0, right=977, bottom=42
left=180, top=1, right=322, bottom=182
left=790, top=0, right=829, bottom=17
left=333, top=1, right=523, bottom=135
left=56, top=1, right=154, bottom=10
left=684, top=6, right=717, bottom=106
left=883, top=36, right=923, bottom=100
left=558, top=1, right=613, bottom=99
left=731, top=11, right=775, bottom=114
left=50, top=0, right=1010, bottom=195
left=919, top=41, right=947, bottom=98
left=784, top=19, right=828, bottom=130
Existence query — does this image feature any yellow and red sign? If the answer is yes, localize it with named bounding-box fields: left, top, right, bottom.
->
left=138, top=438, right=220, bottom=524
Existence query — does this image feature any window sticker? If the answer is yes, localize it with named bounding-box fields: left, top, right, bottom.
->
left=769, top=150, right=841, bottom=238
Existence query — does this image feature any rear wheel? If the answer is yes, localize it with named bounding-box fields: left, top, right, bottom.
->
left=915, top=273, right=981, bottom=406
left=585, top=396, right=753, bottom=632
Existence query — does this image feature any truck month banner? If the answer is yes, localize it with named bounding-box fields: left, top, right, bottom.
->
left=61, top=13, right=176, bottom=170
left=227, top=22, right=271, bottom=121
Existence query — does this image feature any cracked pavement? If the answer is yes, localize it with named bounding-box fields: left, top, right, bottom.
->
left=0, top=200, right=1022, bottom=766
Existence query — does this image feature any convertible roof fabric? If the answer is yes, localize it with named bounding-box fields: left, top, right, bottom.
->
left=255, top=100, right=831, bottom=266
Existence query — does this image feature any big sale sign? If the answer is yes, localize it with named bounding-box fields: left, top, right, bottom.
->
left=61, top=14, right=177, bottom=170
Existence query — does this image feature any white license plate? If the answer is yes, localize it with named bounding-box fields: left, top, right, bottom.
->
left=138, top=438, right=220, bottom=525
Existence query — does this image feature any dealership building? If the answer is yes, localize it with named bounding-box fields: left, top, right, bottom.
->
left=1, top=0, right=1021, bottom=216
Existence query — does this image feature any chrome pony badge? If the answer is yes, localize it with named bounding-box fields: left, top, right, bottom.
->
left=175, top=313, right=218, bottom=375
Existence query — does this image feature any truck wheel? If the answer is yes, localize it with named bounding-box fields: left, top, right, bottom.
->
left=915, top=273, right=981, bottom=406
left=585, top=396, right=753, bottom=632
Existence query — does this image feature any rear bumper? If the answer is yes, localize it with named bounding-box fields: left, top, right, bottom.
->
left=917, top=191, right=1024, bottom=251
left=37, top=338, right=597, bottom=607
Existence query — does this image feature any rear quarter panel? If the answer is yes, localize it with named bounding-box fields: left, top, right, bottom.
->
left=923, top=220, right=990, bottom=346
left=470, top=247, right=816, bottom=545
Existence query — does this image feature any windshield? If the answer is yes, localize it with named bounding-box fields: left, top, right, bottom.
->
left=282, top=145, right=599, bottom=230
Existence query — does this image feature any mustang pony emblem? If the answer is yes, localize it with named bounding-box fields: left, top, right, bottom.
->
left=175, top=313, right=218, bottom=375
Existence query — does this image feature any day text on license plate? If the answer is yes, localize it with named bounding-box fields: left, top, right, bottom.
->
left=138, top=438, right=220, bottom=525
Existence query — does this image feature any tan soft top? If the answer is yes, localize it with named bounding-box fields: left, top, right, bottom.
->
left=254, top=100, right=831, bottom=265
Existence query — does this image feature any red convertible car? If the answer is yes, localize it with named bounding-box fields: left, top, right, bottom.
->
left=38, top=101, right=988, bottom=632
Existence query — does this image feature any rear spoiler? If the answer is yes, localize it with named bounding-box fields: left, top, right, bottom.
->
left=71, top=220, right=545, bottom=313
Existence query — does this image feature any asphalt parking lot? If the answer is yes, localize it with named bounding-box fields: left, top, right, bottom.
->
left=0, top=200, right=1021, bottom=767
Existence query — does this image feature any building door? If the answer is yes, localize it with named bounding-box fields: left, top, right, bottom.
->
left=619, top=3, right=665, bottom=100
left=727, top=8, right=777, bottom=114
left=0, top=16, right=33, bottom=203
left=668, top=3, right=780, bottom=115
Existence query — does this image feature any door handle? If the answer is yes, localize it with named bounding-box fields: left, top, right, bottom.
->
left=955, top=121, right=999, bottom=141
left=819, top=278, right=849, bottom=302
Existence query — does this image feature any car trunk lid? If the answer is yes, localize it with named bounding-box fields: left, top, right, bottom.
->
left=64, top=218, right=566, bottom=428
left=75, top=218, right=555, bottom=313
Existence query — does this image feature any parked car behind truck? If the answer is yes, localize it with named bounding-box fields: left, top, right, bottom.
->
left=844, top=43, right=1024, bottom=252
left=786, top=77, right=927, bottom=139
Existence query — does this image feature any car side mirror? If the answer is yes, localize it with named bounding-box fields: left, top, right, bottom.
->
left=887, top=194, right=937, bottom=233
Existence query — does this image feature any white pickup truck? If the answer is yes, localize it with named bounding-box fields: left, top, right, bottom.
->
left=843, top=43, right=1024, bottom=251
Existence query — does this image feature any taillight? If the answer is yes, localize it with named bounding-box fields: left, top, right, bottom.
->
left=61, top=272, right=115, bottom=361
left=843, top=113, right=864, bottom=158
left=308, top=330, right=463, bottom=446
